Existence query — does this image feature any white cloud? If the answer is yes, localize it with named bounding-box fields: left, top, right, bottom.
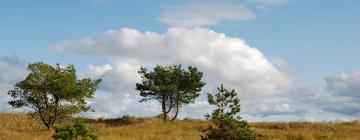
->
left=321, top=70, right=360, bottom=115
left=270, top=57, right=288, bottom=71
left=52, top=26, right=360, bottom=121
left=326, top=69, right=360, bottom=98
left=158, top=1, right=256, bottom=27
left=157, top=0, right=291, bottom=27
left=54, top=27, right=291, bottom=97
left=245, top=99, right=305, bottom=117
left=0, top=57, right=27, bottom=112
left=251, top=0, right=289, bottom=6
left=54, top=27, right=297, bottom=119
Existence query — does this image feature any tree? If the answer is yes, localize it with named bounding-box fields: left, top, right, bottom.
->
left=136, top=65, right=205, bottom=121
left=8, top=62, right=101, bottom=130
left=53, top=119, right=98, bottom=140
left=202, top=84, right=256, bottom=140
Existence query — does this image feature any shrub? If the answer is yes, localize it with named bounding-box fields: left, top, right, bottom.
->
left=202, top=84, right=256, bottom=140
left=53, top=119, right=98, bottom=140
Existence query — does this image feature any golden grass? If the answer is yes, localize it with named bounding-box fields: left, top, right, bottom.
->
left=252, top=121, right=360, bottom=140
left=1, top=112, right=360, bottom=140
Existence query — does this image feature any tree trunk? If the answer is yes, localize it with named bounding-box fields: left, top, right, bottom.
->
left=39, top=114, right=52, bottom=130
left=46, top=119, right=54, bottom=130
left=45, top=123, right=52, bottom=130
left=161, top=96, right=167, bottom=121
left=163, top=112, right=168, bottom=121
left=171, top=101, right=180, bottom=121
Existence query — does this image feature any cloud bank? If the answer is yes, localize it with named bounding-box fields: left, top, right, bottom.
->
left=2, top=27, right=359, bottom=121
left=321, top=70, right=360, bottom=116
left=54, top=27, right=297, bottom=119
left=0, top=57, right=27, bottom=112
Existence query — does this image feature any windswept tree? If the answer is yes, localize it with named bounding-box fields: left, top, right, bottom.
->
left=8, top=62, right=101, bottom=130
left=202, top=84, right=255, bottom=140
left=136, top=65, right=205, bottom=121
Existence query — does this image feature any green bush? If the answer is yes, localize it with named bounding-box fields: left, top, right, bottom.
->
left=202, top=84, right=256, bottom=140
left=53, top=119, right=98, bottom=140
left=102, top=115, right=145, bottom=126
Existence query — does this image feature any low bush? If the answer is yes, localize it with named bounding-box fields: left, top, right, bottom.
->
left=53, top=119, right=97, bottom=140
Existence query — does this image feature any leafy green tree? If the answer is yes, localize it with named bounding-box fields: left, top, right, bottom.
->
left=8, top=62, right=101, bottom=130
left=53, top=119, right=98, bottom=140
left=136, top=65, right=205, bottom=121
left=202, top=84, right=256, bottom=140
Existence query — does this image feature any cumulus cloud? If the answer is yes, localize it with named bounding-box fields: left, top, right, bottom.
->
left=54, top=27, right=297, bottom=119
left=0, top=57, right=27, bottom=112
left=80, top=62, right=162, bottom=118
left=158, top=1, right=256, bottom=27
left=321, top=70, right=360, bottom=116
left=52, top=27, right=360, bottom=121
left=54, top=27, right=291, bottom=97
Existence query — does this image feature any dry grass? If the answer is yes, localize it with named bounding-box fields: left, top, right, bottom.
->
left=1, top=112, right=360, bottom=140
left=0, top=112, right=51, bottom=140
left=252, top=121, right=360, bottom=140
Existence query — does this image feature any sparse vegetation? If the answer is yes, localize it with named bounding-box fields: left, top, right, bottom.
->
left=1, top=113, right=360, bottom=140
left=4, top=63, right=360, bottom=140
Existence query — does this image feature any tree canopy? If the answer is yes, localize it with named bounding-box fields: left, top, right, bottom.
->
left=8, top=62, right=101, bottom=130
left=136, top=64, right=205, bottom=120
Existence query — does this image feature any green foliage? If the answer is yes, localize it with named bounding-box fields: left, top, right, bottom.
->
left=136, top=64, right=205, bottom=120
left=94, top=115, right=145, bottom=126
left=202, top=84, right=256, bottom=140
left=53, top=119, right=98, bottom=140
left=8, top=62, right=101, bottom=130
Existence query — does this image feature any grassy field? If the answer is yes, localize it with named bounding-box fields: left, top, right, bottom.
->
left=1, top=112, right=360, bottom=140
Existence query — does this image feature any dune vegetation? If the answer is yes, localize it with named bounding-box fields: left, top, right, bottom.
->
left=1, top=112, right=360, bottom=140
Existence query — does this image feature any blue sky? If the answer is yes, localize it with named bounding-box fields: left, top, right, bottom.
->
left=1, top=0, right=360, bottom=121
left=2, top=0, right=360, bottom=85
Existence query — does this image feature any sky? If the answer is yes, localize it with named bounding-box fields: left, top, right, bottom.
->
left=1, top=0, right=360, bottom=121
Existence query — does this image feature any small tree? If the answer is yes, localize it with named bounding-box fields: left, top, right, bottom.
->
left=202, top=84, right=255, bottom=140
left=53, top=119, right=98, bottom=140
left=8, top=62, right=101, bottom=130
left=136, top=65, right=205, bottom=121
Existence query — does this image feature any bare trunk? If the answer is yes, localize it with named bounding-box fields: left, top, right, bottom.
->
left=43, top=119, right=52, bottom=130
left=171, top=101, right=180, bottom=121
left=39, top=113, right=52, bottom=130
left=51, top=98, right=60, bottom=128
left=46, top=119, right=54, bottom=130
left=161, top=95, right=167, bottom=121
left=163, top=112, right=167, bottom=121
left=46, top=124, right=52, bottom=130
